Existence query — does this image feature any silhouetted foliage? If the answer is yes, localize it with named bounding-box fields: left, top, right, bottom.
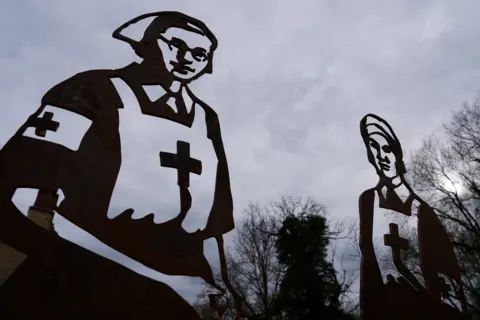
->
left=273, top=210, right=355, bottom=319
left=195, top=197, right=358, bottom=319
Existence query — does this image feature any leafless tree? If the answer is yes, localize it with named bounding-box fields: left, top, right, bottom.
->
left=195, top=200, right=283, bottom=319
left=195, top=196, right=360, bottom=319
left=407, top=93, right=480, bottom=313
left=193, top=300, right=218, bottom=320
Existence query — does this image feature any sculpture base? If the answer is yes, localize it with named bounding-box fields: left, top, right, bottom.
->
left=0, top=237, right=200, bottom=319
left=380, top=278, right=465, bottom=320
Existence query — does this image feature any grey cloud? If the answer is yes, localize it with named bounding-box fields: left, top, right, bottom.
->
left=2, top=0, right=480, bottom=304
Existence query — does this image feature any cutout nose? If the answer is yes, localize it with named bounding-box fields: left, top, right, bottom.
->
left=377, top=151, right=390, bottom=163
left=176, top=49, right=192, bottom=64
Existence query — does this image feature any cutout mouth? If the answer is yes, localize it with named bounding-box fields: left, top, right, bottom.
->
left=170, top=61, right=195, bottom=74
left=379, top=163, right=390, bottom=171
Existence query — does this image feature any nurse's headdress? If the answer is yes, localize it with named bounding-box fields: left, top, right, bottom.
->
left=112, top=11, right=217, bottom=74
left=360, top=113, right=406, bottom=175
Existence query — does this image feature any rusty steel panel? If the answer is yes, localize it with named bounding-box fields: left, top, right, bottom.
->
left=359, top=114, right=468, bottom=319
left=0, top=11, right=242, bottom=319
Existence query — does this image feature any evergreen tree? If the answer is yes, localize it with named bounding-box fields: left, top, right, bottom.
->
left=273, top=212, right=353, bottom=319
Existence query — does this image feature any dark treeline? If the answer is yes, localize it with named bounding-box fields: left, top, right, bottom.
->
left=195, top=93, right=480, bottom=319
left=194, top=197, right=358, bottom=320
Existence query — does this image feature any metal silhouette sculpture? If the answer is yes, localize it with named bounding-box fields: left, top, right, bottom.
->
left=359, top=114, right=468, bottom=320
left=0, top=11, right=241, bottom=319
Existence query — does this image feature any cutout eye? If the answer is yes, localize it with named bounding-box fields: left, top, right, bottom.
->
left=369, top=139, right=379, bottom=149
left=192, top=48, right=208, bottom=62
left=382, top=145, right=392, bottom=153
left=169, top=37, right=187, bottom=50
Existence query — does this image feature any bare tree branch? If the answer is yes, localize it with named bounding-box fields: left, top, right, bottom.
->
left=408, top=93, right=480, bottom=314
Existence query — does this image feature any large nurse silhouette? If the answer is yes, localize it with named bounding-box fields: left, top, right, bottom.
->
left=0, top=11, right=240, bottom=318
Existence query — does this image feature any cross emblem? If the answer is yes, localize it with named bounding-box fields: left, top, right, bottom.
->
left=31, top=111, right=60, bottom=137
left=159, top=141, right=202, bottom=188
left=384, top=223, right=409, bottom=262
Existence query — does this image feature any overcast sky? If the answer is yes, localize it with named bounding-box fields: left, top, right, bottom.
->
left=2, top=0, right=480, bottom=304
